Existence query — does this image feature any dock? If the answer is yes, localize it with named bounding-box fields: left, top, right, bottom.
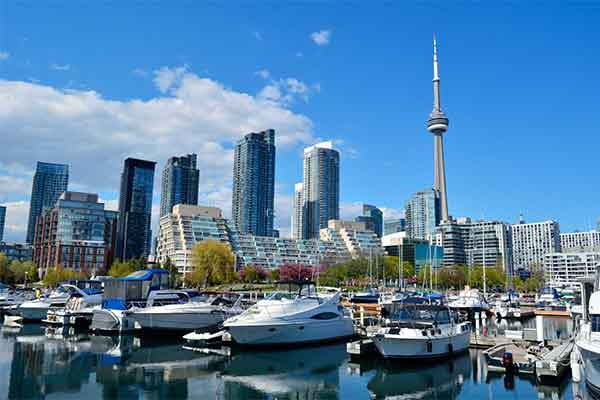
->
left=534, top=309, right=571, bottom=317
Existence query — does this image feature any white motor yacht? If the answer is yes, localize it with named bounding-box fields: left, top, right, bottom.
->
left=574, top=274, right=600, bottom=394
left=127, top=291, right=243, bottom=332
left=448, top=286, right=490, bottom=313
left=494, top=290, right=521, bottom=319
left=0, top=288, right=35, bottom=313
left=373, top=300, right=471, bottom=359
left=19, top=284, right=102, bottom=321
left=223, top=281, right=354, bottom=346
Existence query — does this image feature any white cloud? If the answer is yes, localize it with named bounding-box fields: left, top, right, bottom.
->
left=255, top=69, right=270, bottom=79
left=153, top=65, right=189, bottom=93
left=3, top=201, right=29, bottom=242
left=381, top=207, right=405, bottom=220
left=310, top=29, right=332, bottom=46
left=0, top=51, right=9, bottom=61
left=132, top=68, right=149, bottom=77
left=50, top=63, right=71, bottom=71
left=0, top=67, right=316, bottom=242
left=258, top=77, right=318, bottom=106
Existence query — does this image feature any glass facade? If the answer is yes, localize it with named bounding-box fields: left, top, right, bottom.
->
left=302, top=142, right=340, bottom=239
left=384, top=218, right=406, bottom=235
left=356, top=204, right=383, bottom=237
left=232, top=130, right=276, bottom=237
left=405, top=188, right=440, bottom=240
left=117, top=158, right=156, bottom=260
left=160, top=154, right=199, bottom=217
left=26, top=162, right=69, bottom=244
left=0, top=206, right=5, bottom=242
left=32, top=192, right=118, bottom=275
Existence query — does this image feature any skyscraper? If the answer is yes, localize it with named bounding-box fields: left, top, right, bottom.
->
left=302, top=141, right=340, bottom=239
left=26, top=162, right=69, bottom=244
left=511, top=220, right=561, bottom=271
left=159, top=154, right=199, bottom=217
left=0, top=206, right=5, bottom=242
left=355, top=204, right=383, bottom=237
left=291, top=183, right=303, bottom=239
left=427, top=36, right=450, bottom=222
left=384, top=218, right=406, bottom=235
left=231, top=130, right=276, bottom=237
left=116, top=158, right=156, bottom=260
left=405, top=189, right=440, bottom=240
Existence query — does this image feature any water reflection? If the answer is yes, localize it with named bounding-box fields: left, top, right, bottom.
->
left=366, top=353, right=471, bottom=399
left=0, top=321, right=595, bottom=400
left=220, top=344, right=345, bottom=398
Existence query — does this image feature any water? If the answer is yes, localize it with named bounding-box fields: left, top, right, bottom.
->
left=0, top=318, right=595, bottom=400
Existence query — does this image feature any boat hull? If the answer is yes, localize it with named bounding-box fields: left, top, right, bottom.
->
left=578, top=342, right=600, bottom=395
left=18, top=304, right=52, bottom=321
left=130, top=310, right=227, bottom=331
left=226, top=317, right=355, bottom=346
left=91, top=309, right=139, bottom=333
left=373, top=331, right=470, bottom=359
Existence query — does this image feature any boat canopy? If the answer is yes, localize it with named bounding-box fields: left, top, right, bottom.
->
left=389, top=303, right=452, bottom=326
left=120, top=269, right=170, bottom=281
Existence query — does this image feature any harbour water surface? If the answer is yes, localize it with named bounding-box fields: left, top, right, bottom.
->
left=0, top=317, right=595, bottom=399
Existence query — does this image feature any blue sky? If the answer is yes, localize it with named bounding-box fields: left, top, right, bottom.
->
left=1, top=2, right=599, bottom=241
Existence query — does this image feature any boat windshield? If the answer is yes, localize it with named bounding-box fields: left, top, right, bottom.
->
left=391, top=305, right=451, bottom=325
left=270, top=282, right=317, bottom=300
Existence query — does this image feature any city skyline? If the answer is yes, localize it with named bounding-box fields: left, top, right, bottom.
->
left=1, top=4, right=600, bottom=242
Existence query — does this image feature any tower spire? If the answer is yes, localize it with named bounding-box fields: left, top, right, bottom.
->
left=427, top=34, right=450, bottom=222
left=432, top=34, right=441, bottom=112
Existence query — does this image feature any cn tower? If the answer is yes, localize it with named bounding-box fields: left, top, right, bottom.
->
left=427, top=35, right=450, bottom=222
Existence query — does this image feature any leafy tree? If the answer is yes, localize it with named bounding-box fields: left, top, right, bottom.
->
left=0, top=253, right=13, bottom=284
left=278, top=264, right=315, bottom=281
left=43, top=265, right=83, bottom=287
left=162, top=257, right=180, bottom=287
left=108, top=260, right=138, bottom=278
left=188, top=240, right=236, bottom=287
left=240, top=265, right=267, bottom=283
left=269, top=268, right=280, bottom=282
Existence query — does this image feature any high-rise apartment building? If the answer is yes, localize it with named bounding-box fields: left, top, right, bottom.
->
left=302, top=141, right=340, bottom=239
left=33, top=192, right=118, bottom=277
left=291, top=183, right=304, bottom=239
left=560, top=230, right=600, bottom=253
left=511, top=220, right=560, bottom=271
left=231, top=130, right=276, bottom=237
left=159, top=154, right=199, bottom=217
left=438, top=218, right=513, bottom=273
left=26, top=162, right=69, bottom=244
left=116, top=158, right=156, bottom=260
left=320, top=219, right=383, bottom=259
left=543, top=252, right=600, bottom=286
left=355, top=204, right=383, bottom=237
left=384, top=218, right=406, bottom=235
left=405, top=189, right=440, bottom=241
left=0, top=206, right=5, bottom=242
left=156, top=204, right=228, bottom=275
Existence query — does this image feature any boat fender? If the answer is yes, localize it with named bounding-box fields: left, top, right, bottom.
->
left=571, top=346, right=582, bottom=383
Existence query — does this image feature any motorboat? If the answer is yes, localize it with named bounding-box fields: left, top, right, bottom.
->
left=448, top=286, right=490, bottom=313
left=90, top=269, right=186, bottom=333
left=222, top=281, right=355, bottom=346
left=349, top=287, right=380, bottom=304
left=372, top=299, right=471, bottom=359
left=494, top=289, right=521, bottom=319
left=536, top=287, right=568, bottom=311
left=44, top=286, right=104, bottom=327
left=0, top=287, right=36, bottom=313
left=18, top=282, right=103, bottom=321
left=126, top=291, right=243, bottom=332
left=574, top=272, right=600, bottom=395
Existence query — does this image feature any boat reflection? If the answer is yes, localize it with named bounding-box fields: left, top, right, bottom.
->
left=366, top=353, right=471, bottom=399
left=219, top=343, right=346, bottom=398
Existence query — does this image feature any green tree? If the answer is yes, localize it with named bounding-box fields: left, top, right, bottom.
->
left=0, top=252, right=13, bottom=284
left=43, top=265, right=82, bottom=287
left=188, top=240, right=235, bottom=287
left=108, top=260, right=138, bottom=278
left=162, top=257, right=180, bottom=287
left=269, top=268, right=280, bottom=282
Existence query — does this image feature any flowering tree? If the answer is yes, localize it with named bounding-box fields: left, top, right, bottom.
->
left=278, top=264, right=316, bottom=281
left=240, top=265, right=267, bottom=283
